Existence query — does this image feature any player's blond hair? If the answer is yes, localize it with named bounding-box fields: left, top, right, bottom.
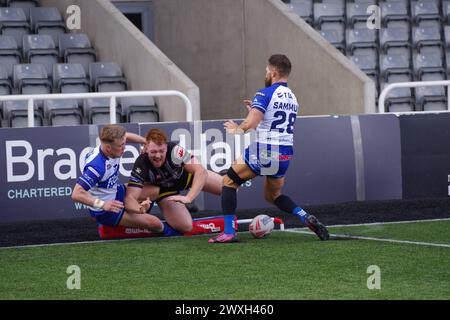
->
left=100, top=125, right=126, bottom=144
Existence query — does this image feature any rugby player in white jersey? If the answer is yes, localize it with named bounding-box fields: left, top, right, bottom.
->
left=209, top=54, right=330, bottom=243
left=71, top=125, right=164, bottom=232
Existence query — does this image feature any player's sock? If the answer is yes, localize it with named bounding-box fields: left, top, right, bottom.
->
left=162, top=222, right=182, bottom=237
left=222, top=186, right=237, bottom=235
left=274, top=194, right=309, bottom=224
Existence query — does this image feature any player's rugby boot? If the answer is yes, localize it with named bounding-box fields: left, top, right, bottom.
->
left=208, top=232, right=239, bottom=243
left=306, top=215, right=330, bottom=241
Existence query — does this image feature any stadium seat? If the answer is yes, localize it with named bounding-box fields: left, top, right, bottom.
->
left=346, top=27, right=378, bottom=54
left=53, top=63, right=89, bottom=94
left=349, top=52, right=378, bottom=73
left=44, top=99, right=83, bottom=126
left=444, top=0, right=450, bottom=24
left=423, top=100, right=447, bottom=111
left=320, top=21, right=345, bottom=52
left=381, top=72, right=415, bottom=112
left=0, top=65, right=12, bottom=95
left=386, top=101, right=415, bottom=112
left=29, top=7, right=66, bottom=46
left=415, top=71, right=447, bottom=110
left=380, top=1, right=410, bottom=27
left=313, top=2, right=345, bottom=28
left=59, top=33, right=97, bottom=75
left=120, top=96, right=159, bottom=123
left=445, top=50, right=450, bottom=74
left=385, top=46, right=412, bottom=64
left=444, top=25, right=450, bottom=49
left=13, top=63, right=51, bottom=96
left=379, top=53, right=411, bottom=81
left=22, top=34, right=59, bottom=78
left=0, top=35, right=21, bottom=79
left=2, top=100, right=43, bottom=127
left=83, top=98, right=122, bottom=125
left=411, top=0, right=440, bottom=25
left=346, top=1, right=377, bottom=27
left=412, top=23, right=442, bottom=51
left=288, top=0, right=313, bottom=26
left=319, top=28, right=345, bottom=53
left=6, top=1, right=40, bottom=20
left=53, top=63, right=89, bottom=109
left=0, top=7, right=30, bottom=49
left=89, top=62, right=127, bottom=92
left=379, top=25, right=410, bottom=53
left=413, top=51, right=444, bottom=78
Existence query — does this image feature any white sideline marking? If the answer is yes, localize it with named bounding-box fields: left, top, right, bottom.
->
left=324, top=217, right=450, bottom=228
left=1, top=218, right=450, bottom=250
left=286, top=230, right=450, bottom=249
left=0, top=237, right=147, bottom=250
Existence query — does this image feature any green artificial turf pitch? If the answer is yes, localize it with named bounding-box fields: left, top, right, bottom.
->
left=1, top=219, right=449, bottom=299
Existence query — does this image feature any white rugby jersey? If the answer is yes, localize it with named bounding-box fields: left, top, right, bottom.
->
left=251, top=82, right=299, bottom=146
left=77, top=146, right=121, bottom=211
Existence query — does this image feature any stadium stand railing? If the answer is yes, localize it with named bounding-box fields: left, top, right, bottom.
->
left=379, top=79, right=450, bottom=112
left=0, top=90, right=193, bottom=127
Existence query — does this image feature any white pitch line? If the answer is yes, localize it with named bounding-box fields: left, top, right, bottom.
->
left=286, top=229, right=450, bottom=249
left=324, top=217, right=450, bottom=228
left=2, top=218, right=450, bottom=250
left=0, top=236, right=156, bottom=250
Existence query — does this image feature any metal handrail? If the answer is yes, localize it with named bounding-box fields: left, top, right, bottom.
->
left=378, top=80, right=450, bottom=113
left=0, top=90, right=193, bottom=127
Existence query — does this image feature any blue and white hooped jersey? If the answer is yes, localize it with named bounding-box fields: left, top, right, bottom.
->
left=77, top=146, right=121, bottom=212
left=251, top=82, right=299, bottom=146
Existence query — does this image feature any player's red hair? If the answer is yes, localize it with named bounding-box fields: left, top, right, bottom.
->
left=145, top=128, right=168, bottom=145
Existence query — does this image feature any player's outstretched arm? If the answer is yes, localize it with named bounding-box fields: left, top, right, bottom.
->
left=224, top=108, right=264, bottom=134
left=125, top=132, right=146, bottom=145
left=167, top=156, right=207, bottom=204
left=71, top=184, right=124, bottom=213
left=72, top=184, right=98, bottom=208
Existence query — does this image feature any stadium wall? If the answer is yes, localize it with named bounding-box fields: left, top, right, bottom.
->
left=151, top=0, right=375, bottom=120
left=0, top=113, right=419, bottom=224
left=41, top=0, right=201, bottom=121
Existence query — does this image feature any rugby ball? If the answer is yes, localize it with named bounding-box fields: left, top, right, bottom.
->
left=249, top=214, right=274, bottom=239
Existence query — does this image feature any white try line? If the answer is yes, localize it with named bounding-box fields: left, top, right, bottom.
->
left=2, top=217, right=450, bottom=250
left=323, top=217, right=450, bottom=228
left=286, top=229, right=450, bottom=249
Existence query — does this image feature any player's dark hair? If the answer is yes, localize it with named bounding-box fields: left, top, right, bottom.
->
left=146, top=128, right=168, bottom=145
left=268, top=54, right=291, bottom=77
left=100, top=125, right=126, bottom=144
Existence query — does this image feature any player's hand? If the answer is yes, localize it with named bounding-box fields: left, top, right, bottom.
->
left=243, top=99, right=252, bottom=112
left=224, top=120, right=243, bottom=134
left=166, top=195, right=192, bottom=204
left=102, top=200, right=124, bottom=213
left=139, top=197, right=152, bottom=214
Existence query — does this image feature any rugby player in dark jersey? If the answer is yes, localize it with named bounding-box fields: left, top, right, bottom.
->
left=124, top=128, right=223, bottom=235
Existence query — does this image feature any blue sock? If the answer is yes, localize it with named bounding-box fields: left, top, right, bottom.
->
left=292, top=207, right=309, bottom=224
left=223, top=215, right=236, bottom=235
left=162, top=222, right=182, bottom=237
left=274, top=195, right=309, bottom=224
